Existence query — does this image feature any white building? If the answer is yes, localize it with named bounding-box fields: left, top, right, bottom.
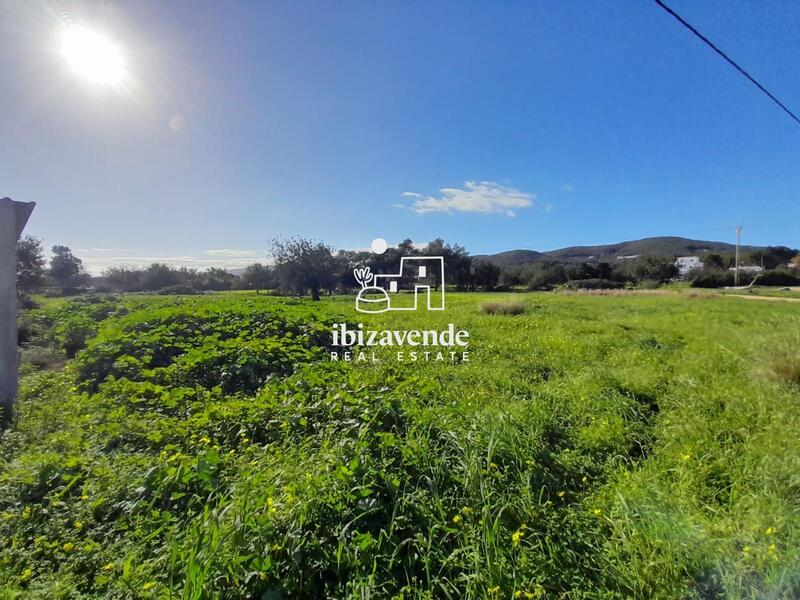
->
left=675, top=256, right=703, bottom=276
left=728, top=265, right=763, bottom=273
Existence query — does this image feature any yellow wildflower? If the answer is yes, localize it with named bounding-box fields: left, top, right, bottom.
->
left=103, top=562, right=115, bottom=571
left=460, top=506, right=473, bottom=515
left=452, top=514, right=463, bottom=526
left=22, top=506, right=31, bottom=520
left=765, top=527, right=775, bottom=535
left=581, top=476, right=588, bottom=483
left=592, top=508, right=602, bottom=517
left=74, top=521, right=83, bottom=530
left=143, top=581, right=156, bottom=591
left=512, top=529, right=524, bottom=546
left=742, top=545, right=751, bottom=554
left=682, top=453, right=692, bottom=461
left=768, top=543, right=777, bottom=554
left=488, top=586, right=501, bottom=594
left=63, top=542, right=75, bottom=552
left=557, top=491, right=565, bottom=498
left=81, top=493, right=89, bottom=501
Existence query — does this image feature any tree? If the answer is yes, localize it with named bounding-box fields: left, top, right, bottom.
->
left=202, top=267, right=237, bottom=291
left=471, top=260, right=501, bottom=291
left=625, top=256, right=679, bottom=283
left=398, top=238, right=416, bottom=256
left=271, top=237, right=338, bottom=300
left=240, top=263, right=273, bottom=293
left=499, top=267, right=524, bottom=288
left=141, top=263, right=183, bottom=291
left=16, top=235, right=46, bottom=293
left=421, top=238, right=472, bottom=288
left=702, top=253, right=727, bottom=269
left=746, top=246, right=797, bottom=270
left=104, top=266, right=144, bottom=292
left=525, top=262, right=567, bottom=290
left=49, top=245, right=85, bottom=294
left=790, top=254, right=800, bottom=270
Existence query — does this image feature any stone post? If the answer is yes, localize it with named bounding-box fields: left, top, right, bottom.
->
left=1, top=197, right=35, bottom=425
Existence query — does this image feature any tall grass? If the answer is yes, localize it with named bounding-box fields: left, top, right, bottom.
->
left=480, top=299, right=527, bottom=315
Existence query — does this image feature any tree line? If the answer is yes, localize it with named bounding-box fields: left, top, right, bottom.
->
left=16, top=235, right=800, bottom=300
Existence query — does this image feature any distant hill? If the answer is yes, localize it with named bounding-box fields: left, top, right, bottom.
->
left=475, top=236, right=768, bottom=267
left=475, top=249, right=543, bottom=266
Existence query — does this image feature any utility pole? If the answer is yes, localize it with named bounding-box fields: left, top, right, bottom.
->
left=734, top=225, right=742, bottom=287
left=1, top=198, right=36, bottom=426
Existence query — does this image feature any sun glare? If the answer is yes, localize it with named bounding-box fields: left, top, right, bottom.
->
left=61, top=25, right=126, bottom=87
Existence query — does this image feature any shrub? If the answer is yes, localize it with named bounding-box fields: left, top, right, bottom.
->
left=16, top=292, right=39, bottom=310
left=74, top=302, right=332, bottom=392
left=54, top=314, right=97, bottom=358
left=564, top=279, right=624, bottom=290
left=157, top=284, right=198, bottom=295
left=638, top=279, right=661, bottom=290
left=756, top=268, right=800, bottom=286
left=20, top=346, right=66, bottom=371
left=772, top=349, right=800, bottom=385
left=690, top=268, right=735, bottom=288
left=480, top=300, right=526, bottom=315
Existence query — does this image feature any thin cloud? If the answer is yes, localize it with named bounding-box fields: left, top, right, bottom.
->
left=402, top=181, right=534, bottom=217
left=76, top=253, right=268, bottom=275
left=76, top=248, right=133, bottom=253
left=562, top=184, right=575, bottom=193
left=204, top=249, right=261, bottom=258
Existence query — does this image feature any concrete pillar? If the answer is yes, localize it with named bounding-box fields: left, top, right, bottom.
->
left=1, top=197, right=35, bottom=425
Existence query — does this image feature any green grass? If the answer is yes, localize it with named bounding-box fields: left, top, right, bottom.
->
left=2, top=292, right=800, bottom=598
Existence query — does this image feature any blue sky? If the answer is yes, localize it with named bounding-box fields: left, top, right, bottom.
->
left=1, top=1, right=799, bottom=272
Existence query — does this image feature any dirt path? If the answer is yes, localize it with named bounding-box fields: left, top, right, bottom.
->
left=724, top=294, right=800, bottom=304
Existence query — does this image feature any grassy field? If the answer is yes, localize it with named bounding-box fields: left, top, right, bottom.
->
left=2, top=291, right=800, bottom=599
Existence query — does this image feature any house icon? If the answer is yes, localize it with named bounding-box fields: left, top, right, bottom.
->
left=355, top=256, right=445, bottom=313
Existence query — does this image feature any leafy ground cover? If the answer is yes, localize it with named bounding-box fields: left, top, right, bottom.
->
left=2, top=292, right=799, bottom=599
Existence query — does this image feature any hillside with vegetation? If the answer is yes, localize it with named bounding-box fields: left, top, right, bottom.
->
left=475, top=236, right=770, bottom=266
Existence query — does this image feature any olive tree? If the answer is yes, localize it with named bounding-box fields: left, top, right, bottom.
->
left=271, top=237, right=337, bottom=300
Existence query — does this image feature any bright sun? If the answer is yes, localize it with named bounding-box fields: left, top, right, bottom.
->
left=61, top=25, right=126, bottom=87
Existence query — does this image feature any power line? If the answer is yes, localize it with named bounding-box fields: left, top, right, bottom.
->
left=651, top=0, right=800, bottom=127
